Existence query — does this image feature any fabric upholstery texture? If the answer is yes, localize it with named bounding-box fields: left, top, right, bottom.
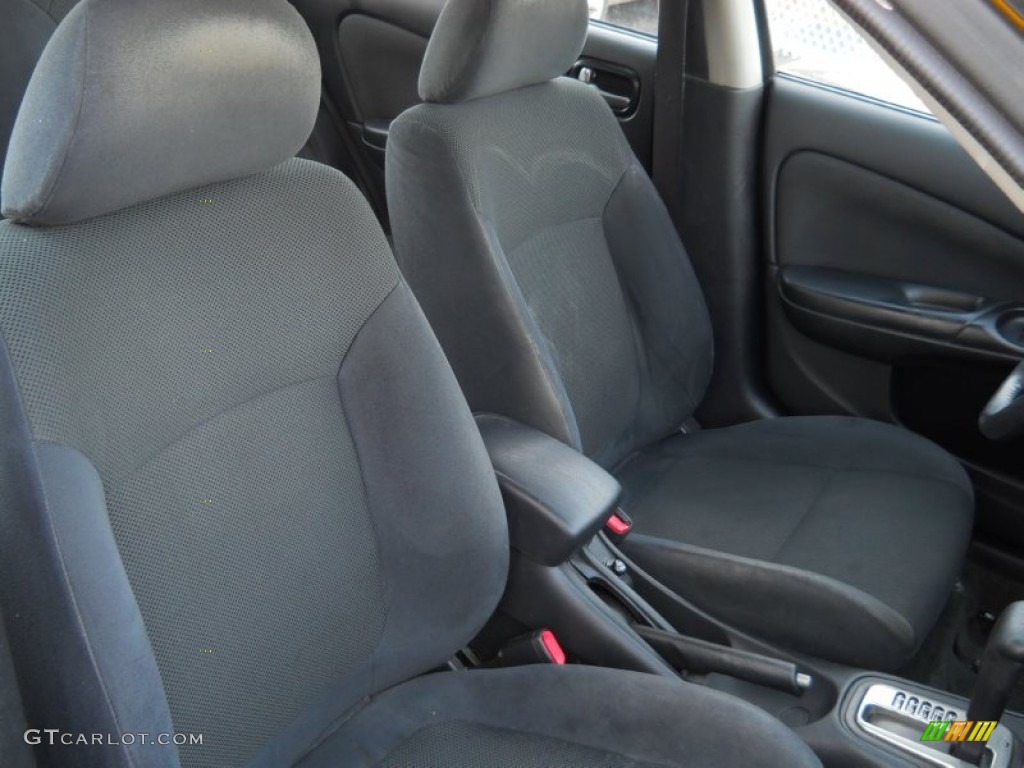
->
left=388, top=78, right=715, bottom=469
left=296, top=665, right=821, bottom=768
left=418, top=0, right=589, bottom=104
left=2, top=0, right=320, bottom=224
left=0, top=159, right=509, bottom=767
left=617, top=416, right=974, bottom=668
left=0, top=603, right=33, bottom=768
left=0, top=161, right=392, bottom=480
left=386, top=0, right=975, bottom=669
left=109, top=378, right=386, bottom=768
left=379, top=722, right=670, bottom=768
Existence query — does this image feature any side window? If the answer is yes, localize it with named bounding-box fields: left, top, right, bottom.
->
left=763, top=0, right=929, bottom=112
left=588, top=0, right=659, bottom=36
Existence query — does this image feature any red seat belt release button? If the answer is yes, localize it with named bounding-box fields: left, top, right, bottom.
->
left=605, top=509, right=632, bottom=536
left=539, top=629, right=566, bottom=665
left=493, top=629, right=568, bottom=667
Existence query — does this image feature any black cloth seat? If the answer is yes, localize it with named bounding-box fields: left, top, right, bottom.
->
left=616, top=416, right=974, bottom=668
left=0, top=0, right=822, bottom=766
left=385, top=0, right=975, bottom=669
left=295, top=666, right=818, bottom=768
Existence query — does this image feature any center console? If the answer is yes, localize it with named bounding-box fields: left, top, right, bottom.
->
left=848, top=678, right=1015, bottom=768
left=475, top=414, right=1024, bottom=768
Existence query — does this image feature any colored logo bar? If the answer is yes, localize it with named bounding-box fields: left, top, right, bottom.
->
left=920, top=720, right=998, bottom=743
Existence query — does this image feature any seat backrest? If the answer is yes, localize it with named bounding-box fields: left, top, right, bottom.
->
left=0, top=1, right=508, bottom=766
left=387, top=0, right=715, bottom=469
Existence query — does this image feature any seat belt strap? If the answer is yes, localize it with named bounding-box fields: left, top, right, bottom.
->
left=652, top=0, right=692, bottom=234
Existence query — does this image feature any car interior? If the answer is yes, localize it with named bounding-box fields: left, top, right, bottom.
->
left=1, top=0, right=1023, bottom=766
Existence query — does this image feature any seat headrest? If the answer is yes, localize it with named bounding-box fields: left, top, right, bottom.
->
left=418, top=0, right=588, bottom=105
left=1, top=0, right=321, bottom=225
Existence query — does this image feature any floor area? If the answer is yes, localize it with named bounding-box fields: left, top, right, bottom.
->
left=898, top=550, right=1024, bottom=714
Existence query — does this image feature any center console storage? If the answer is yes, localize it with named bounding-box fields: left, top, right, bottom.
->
left=476, top=414, right=621, bottom=566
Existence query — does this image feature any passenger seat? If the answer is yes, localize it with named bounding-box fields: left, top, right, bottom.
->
left=385, top=0, right=975, bottom=670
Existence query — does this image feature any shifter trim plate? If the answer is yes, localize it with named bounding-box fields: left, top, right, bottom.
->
left=855, top=683, right=1014, bottom=768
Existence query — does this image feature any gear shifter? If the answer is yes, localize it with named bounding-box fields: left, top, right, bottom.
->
left=952, top=601, right=1024, bottom=764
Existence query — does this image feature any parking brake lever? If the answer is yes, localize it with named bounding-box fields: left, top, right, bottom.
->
left=952, top=601, right=1024, bottom=764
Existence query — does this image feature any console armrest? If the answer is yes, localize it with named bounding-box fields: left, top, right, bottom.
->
left=476, top=414, right=621, bottom=566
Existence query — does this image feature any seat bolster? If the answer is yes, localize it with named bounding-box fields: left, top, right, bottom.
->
left=337, top=282, right=511, bottom=685
left=0, top=338, right=176, bottom=768
left=624, top=535, right=919, bottom=670
left=296, top=665, right=822, bottom=768
left=386, top=115, right=582, bottom=449
left=602, top=161, right=715, bottom=455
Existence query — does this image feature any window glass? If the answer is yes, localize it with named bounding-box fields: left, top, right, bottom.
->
left=588, top=0, right=659, bottom=36
left=764, top=0, right=929, bottom=112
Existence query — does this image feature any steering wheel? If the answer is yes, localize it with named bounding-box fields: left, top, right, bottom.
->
left=979, top=361, right=1024, bottom=441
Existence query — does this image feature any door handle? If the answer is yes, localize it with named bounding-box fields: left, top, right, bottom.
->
left=578, top=67, right=633, bottom=112
left=568, top=58, right=640, bottom=117
left=778, top=265, right=1024, bottom=363
left=361, top=119, right=390, bottom=153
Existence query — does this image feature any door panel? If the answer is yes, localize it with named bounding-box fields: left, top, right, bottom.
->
left=293, top=0, right=657, bottom=228
left=776, top=153, right=1024, bottom=303
left=337, top=14, right=427, bottom=128
left=764, top=76, right=1024, bottom=550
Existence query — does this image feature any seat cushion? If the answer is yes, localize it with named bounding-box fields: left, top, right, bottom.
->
left=292, top=665, right=821, bottom=768
left=615, top=416, right=974, bottom=670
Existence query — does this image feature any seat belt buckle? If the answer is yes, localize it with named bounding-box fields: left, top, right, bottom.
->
left=605, top=508, right=633, bottom=539
left=493, top=629, right=567, bottom=667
